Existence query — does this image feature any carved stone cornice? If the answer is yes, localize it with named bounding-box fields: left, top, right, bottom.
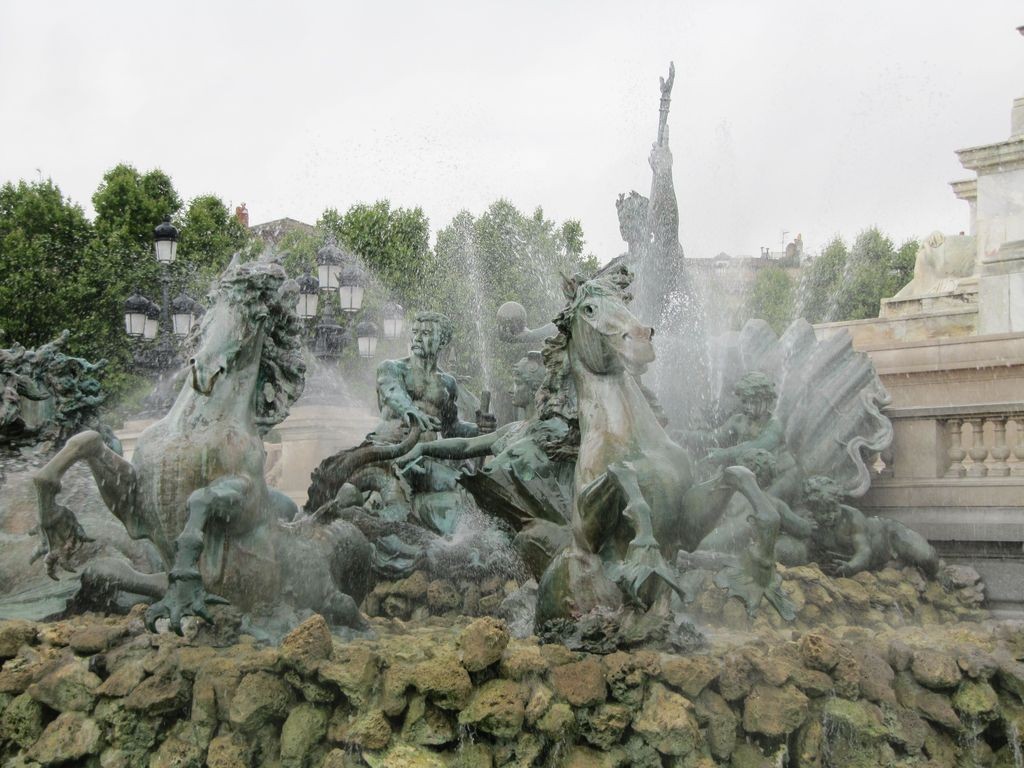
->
left=956, top=136, right=1024, bottom=174
left=949, top=178, right=978, bottom=201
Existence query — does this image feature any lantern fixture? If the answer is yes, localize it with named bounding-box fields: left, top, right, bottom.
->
left=316, top=237, right=345, bottom=291
left=313, top=301, right=345, bottom=360
left=296, top=271, right=320, bottom=319
left=171, top=292, right=198, bottom=337
left=356, top=320, right=379, bottom=358
left=338, top=261, right=366, bottom=313
left=143, top=300, right=161, bottom=340
left=153, top=216, right=179, bottom=264
left=381, top=300, right=405, bottom=340
left=124, top=292, right=151, bottom=337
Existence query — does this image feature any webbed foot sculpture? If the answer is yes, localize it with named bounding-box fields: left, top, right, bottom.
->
left=144, top=568, right=229, bottom=636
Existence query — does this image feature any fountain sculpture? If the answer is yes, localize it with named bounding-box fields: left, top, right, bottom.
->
left=29, top=259, right=371, bottom=632
left=0, top=331, right=117, bottom=452
left=5, top=57, right=1016, bottom=768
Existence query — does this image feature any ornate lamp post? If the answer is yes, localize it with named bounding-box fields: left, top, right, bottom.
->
left=153, top=216, right=179, bottom=264
left=313, top=299, right=346, bottom=361
left=298, top=238, right=383, bottom=360
left=380, top=300, right=405, bottom=340
left=143, top=300, right=161, bottom=340
left=123, top=292, right=150, bottom=337
left=171, top=292, right=201, bottom=336
left=121, top=218, right=195, bottom=415
left=296, top=271, right=320, bottom=320
left=316, top=238, right=345, bottom=291
left=356, top=320, right=379, bottom=358
left=338, top=261, right=366, bottom=313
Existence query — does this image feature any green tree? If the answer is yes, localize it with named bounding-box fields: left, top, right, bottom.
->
left=329, top=202, right=432, bottom=303
left=742, top=266, right=795, bottom=335
left=834, top=228, right=895, bottom=320
left=890, top=238, right=919, bottom=295
left=177, top=194, right=255, bottom=292
left=795, top=229, right=919, bottom=324
left=561, top=219, right=585, bottom=260
left=797, top=235, right=848, bottom=323
left=430, top=200, right=592, bottom=403
left=73, top=165, right=187, bottom=400
left=275, top=226, right=320, bottom=281
left=0, top=179, right=93, bottom=348
left=92, top=164, right=181, bottom=249
left=89, top=164, right=184, bottom=336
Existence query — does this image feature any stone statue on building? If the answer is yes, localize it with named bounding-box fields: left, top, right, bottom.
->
left=888, top=230, right=977, bottom=302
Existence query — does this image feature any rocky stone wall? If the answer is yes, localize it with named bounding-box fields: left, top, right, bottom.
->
left=687, top=563, right=988, bottom=633
left=3, top=608, right=1024, bottom=767
left=362, top=571, right=521, bottom=623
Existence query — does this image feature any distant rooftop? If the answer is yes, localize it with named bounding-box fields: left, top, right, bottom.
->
left=249, top=218, right=315, bottom=245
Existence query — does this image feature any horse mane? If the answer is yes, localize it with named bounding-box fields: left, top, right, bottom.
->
left=535, top=261, right=635, bottom=425
left=217, top=260, right=306, bottom=434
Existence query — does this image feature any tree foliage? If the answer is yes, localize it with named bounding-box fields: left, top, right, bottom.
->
left=797, top=235, right=848, bottom=323
left=0, top=179, right=94, bottom=348
left=797, top=228, right=918, bottom=323
left=325, top=202, right=432, bottom=304
left=742, top=266, right=795, bottom=335
left=428, top=200, right=593, bottom=401
left=0, top=167, right=253, bottom=405
left=178, top=194, right=255, bottom=293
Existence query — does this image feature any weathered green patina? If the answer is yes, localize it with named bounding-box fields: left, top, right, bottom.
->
left=0, top=331, right=117, bottom=452
left=30, top=259, right=371, bottom=632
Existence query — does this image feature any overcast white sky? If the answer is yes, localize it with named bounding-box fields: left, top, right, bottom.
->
left=0, top=1, right=1021, bottom=262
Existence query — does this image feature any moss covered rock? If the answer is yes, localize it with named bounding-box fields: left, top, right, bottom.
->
left=742, top=683, right=809, bottom=737
left=458, top=617, right=509, bottom=672
left=457, top=679, right=527, bottom=739
left=632, top=682, right=702, bottom=756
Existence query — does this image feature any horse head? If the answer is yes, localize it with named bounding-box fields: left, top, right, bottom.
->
left=190, top=278, right=266, bottom=396
left=185, top=261, right=306, bottom=433
left=559, top=264, right=655, bottom=376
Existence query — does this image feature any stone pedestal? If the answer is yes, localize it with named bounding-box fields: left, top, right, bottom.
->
left=957, top=132, right=1024, bottom=334
left=117, top=403, right=378, bottom=509
left=264, top=401, right=377, bottom=507
left=878, top=279, right=978, bottom=320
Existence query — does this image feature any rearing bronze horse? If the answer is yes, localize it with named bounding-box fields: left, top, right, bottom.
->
left=535, top=264, right=774, bottom=627
left=30, top=260, right=371, bottom=632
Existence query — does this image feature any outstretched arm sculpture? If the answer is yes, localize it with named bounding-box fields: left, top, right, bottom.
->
left=648, top=62, right=682, bottom=267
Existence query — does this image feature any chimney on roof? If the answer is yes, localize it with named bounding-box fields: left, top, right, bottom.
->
left=235, top=203, right=249, bottom=228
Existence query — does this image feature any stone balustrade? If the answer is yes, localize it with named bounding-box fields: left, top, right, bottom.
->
left=803, top=327, right=1024, bottom=613
left=873, top=402, right=1024, bottom=480
left=860, top=401, right=1024, bottom=614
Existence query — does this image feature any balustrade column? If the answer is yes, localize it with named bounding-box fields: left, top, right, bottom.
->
left=965, top=418, right=989, bottom=478
left=1013, top=417, right=1024, bottom=477
left=989, top=416, right=1011, bottom=477
left=944, top=418, right=966, bottom=478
